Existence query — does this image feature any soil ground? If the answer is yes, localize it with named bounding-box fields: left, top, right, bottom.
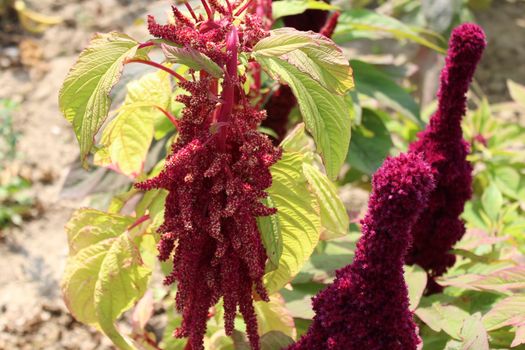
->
left=0, top=0, right=524, bottom=349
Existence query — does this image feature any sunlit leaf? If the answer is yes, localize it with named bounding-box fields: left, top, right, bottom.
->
left=254, top=28, right=354, bottom=95
left=481, top=183, right=503, bottom=221
left=162, top=44, right=223, bottom=78
left=302, top=163, right=349, bottom=240
left=255, top=56, right=351, bottom=179
left=59, top=32, right=148, bottom=164
left=255, top=294, right=296, bottom=339
left=62, top=209, right=151, bottom=350
left=405, top=265, right=427, bottom=311
left=482, top=295, right=525, bottom=331
left=264, top=151, right=322, bottom=293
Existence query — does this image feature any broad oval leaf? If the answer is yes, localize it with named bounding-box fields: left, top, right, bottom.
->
left=95, top=69, right=172, bottom=177
left=59, top=32, right=147, bottom=164
left=254, top=28, right=354, bottom=95
left=62, top=209, right=151, bottom=350
left=264, top=151, right=321, bottom=294
left=256, top=56, right=351, bottom=179
left=404, top=265, right=427, bottom=311
left=162, top=44, right=223, bottom=78
left=302, top=162, right=349, bottom=240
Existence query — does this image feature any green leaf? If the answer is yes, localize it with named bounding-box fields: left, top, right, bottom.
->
left=351, top=60, right=421, bottom=125
left=254, top=294, right=296, bottom=339
left=254, top=28, right=354, bottom=95
left=482, top=295, right=525, bottom=331
left=458, top=313, right=489, bottom=350
left=95, top=69, right=172, bottom=177
left=162, top=44, right=223, bottom=78
left=257, top=196, right=283, bottom=273
left=347, top=108, right=393, bottom=175
left=334, top=9, right=445, bottom=53
left=481, top=183, right=503, bottom=221
left=260, top=331, right=295, bottom=350
left=255, top=56, right=351, bottom=179
left=264, top=151, right=322, bottom=294
left=62, top=209, right=151, bottom=350
left=272, top=0, right=336, bottom=20
left=302, top=163, right=349, bottom=240
left=415, top=302, right=470, bottom=339
left=405, top=265, right=427, bottom=311
left=493, top=166, right=521, bottom=199
left=59, top=32, right=147, bottom=164
left=508, top=80, right=525, bottom=107
left=441, top=265, right=525, bottom=293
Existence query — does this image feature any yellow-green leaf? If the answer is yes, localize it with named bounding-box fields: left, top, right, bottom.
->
left=59, top=32, right=147, bottom=164
left=257, top=196, right=283, bottom=273
left=272, top=0, right=337, bottom=20
left=96, top=69, right=172, bottom=177
left=254, top=28, right=354, bottom=95
left=255, top=294, right=296, bottom=339
left=302, top=163, right=348, bottom=240
left=61, top=209, right=151, bottom=350
left=256, top=56, right=351, bottom=179
left=264, top=151, right=321, bottom=294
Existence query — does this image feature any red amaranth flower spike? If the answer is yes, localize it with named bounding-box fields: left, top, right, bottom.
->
left=405, top=23, right=486, bottom=293
left=288, top=152, right=435, bottom=350
left=136, top=8, right=281, bottom=350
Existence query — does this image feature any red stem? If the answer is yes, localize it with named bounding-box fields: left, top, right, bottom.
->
left=138, top=41, right=155, bottom=49
left=234, top=0, right=253, bottom=16
left=184, top=2, right=199, bottom=22
left=216, top=27, right=238, bottom=148
left=126, top=59, right=187, bottom=82
left=128, top=214, right=150, bottom=231
left=201, top=0, right=213, bottom=19
left=154, top=105, right=179, bottom=128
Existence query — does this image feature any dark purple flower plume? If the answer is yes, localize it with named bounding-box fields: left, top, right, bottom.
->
left=288, top=152, right=435, bottom=350
left=405, top=23, right=486, bottom=292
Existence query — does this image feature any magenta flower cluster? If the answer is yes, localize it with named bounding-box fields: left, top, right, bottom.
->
left=405, top=23, right=486, bottom=292
left=289, top=152, right=435, bottom=350
left=137, top=6, right=281, bottom=350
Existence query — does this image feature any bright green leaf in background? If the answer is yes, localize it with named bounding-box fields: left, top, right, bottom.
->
left=347, top=108, right=393, bottom=175
left=59, top=32, right=148, bottom=164
left=95, top=69, right=172, bottom=177
left=508, top=80, right=525, bottom=108
left=481, top=183, right=503, bottom=222
left=351, top=60, right=421, bottom=125
left=62, top=209, right=152, bottom=350
left=257, top=196, right=283, bottom=273
left=255, top=294, right=296, bottom=339
left=334, top=9, right=445, bottom=53
left=405, top=265, right=428, bottom=311
left=272, top=0, right=336, bottom=20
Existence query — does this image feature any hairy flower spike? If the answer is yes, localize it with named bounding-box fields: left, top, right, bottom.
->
left=289, top=153, right=435, bottom=350
left=137, top=9, right=281, bottom=350
left=405, top=23, right=486, bottom=293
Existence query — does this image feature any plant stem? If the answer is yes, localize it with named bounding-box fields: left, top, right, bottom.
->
left=128, top=214, right=150, bottom=231
left=234, top=0, right=253, bottom=16
left=154, top=106, right=179, bottom=128
left=126, top=59, right=187, bottom=82
left=184, top=2, right=199, bottom=21
left=201, top=0, right=213, bottom=20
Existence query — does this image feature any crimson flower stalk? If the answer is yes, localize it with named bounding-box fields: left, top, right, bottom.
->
left=288, top=152, right=435, bottom=350
left=137, top=6, right=280, bottom=350
left=405, top=23, right=486, bottom=292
